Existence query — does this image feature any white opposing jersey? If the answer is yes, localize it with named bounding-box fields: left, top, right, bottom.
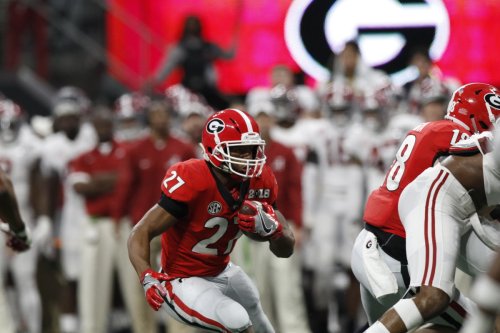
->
left=0, top=126, right=43, bottom=222
left=271, top=117, right=331, bottom=222
left=316, top=119, right=365, bottom=220
left=39, top=122, right=97, bottom=279
left=40, top=122, right=96, bottom=177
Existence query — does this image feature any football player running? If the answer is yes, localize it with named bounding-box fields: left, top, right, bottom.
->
left=351, top=83, right=500, bottom=329
left=362, top=89, right=500, bottom=332
left=128, top=108, right=295, bottom=333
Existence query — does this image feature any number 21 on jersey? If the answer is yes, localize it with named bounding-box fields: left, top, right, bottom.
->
left=192, top=217, right=241, bottom=256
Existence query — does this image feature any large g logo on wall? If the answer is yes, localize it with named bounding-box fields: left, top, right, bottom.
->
left=285, top=0, right=450, bottom=82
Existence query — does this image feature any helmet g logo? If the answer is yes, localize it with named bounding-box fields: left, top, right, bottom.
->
left=485, top=93, right=500, bottom=110
left=285, top=0, right=450, bottom=82
left=206, top=119, right=225, bottom=134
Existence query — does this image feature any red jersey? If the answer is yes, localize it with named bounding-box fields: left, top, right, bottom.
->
left=69, top=141, right=131, bottom=220
left=127, top=135, right=196, bottom=224
left=363, top=120, right=470, bottom=238
left=266, top=140, right=303, bottom=228
left=159, top=159, right=278, bottom=278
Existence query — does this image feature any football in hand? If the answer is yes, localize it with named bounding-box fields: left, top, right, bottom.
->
left=238, top=201, right=269, bottom=242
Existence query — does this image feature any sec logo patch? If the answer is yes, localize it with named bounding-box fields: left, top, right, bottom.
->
left=207, top=201, right=222, bottom=215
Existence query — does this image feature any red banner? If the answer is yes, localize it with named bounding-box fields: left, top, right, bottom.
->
left=107, top=0, right=500, bottom=94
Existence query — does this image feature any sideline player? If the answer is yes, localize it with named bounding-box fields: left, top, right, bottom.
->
left=128, top=109, right=295, bottom=333
left=0, top=167, right=31, bottom=333
left=351, top=83, right=500, bottom=324
left=71, top=109, right=155, bottom=333
left=364, top=125, right=500, bottom=331
left=0, top=97, right=47, bottom=333
left=39, top=91, right=96, bottom=333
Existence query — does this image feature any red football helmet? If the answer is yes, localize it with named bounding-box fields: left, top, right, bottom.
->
left=445, top=83, right=500, bottom=133
left=201, top=109, right=266, bottom=178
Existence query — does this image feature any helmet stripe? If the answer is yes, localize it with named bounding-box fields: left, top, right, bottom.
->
left=232, top=109, right=254, bottom=132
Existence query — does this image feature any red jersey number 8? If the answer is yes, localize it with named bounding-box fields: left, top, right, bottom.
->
left=386, top=135, right=417, bottom=191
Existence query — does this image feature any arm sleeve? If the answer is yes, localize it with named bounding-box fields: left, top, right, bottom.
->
left=158, top=193, right=188, bottom=219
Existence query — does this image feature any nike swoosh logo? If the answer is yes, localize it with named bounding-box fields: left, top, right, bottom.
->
left=258, top=210, right=272, bottom=234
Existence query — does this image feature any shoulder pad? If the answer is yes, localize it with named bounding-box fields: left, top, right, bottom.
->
left=449, top=131, right=493, bottom=156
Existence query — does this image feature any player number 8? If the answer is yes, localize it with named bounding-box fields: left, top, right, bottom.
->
left=386, top=134, right=416, bottom=191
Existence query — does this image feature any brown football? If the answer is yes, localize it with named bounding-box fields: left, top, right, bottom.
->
left=239, top=201, right=257, bottom=216
left=238, top=201, right=269, bottom=242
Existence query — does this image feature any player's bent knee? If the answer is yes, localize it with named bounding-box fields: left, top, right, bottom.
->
left=414, top=286, right=450, bottom=318
left=215, top=299, right=251, bottom=332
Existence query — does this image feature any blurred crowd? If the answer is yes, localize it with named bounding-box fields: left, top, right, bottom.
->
left=0, top=3, right=465, bottom=332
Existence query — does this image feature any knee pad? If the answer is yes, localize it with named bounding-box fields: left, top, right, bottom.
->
left=214, top=299, right=251, bottom=332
